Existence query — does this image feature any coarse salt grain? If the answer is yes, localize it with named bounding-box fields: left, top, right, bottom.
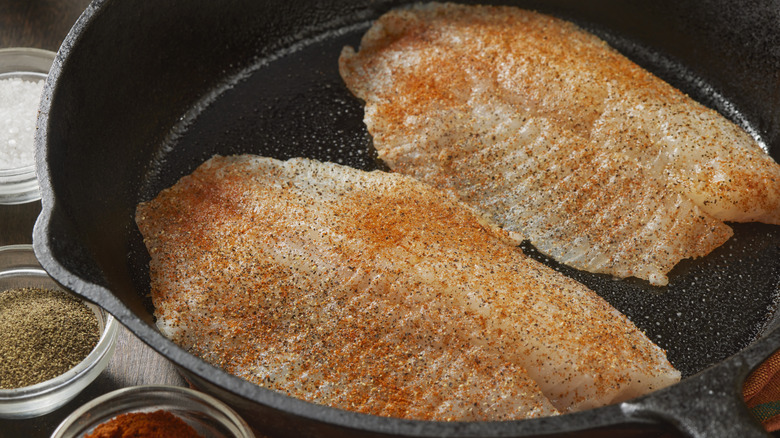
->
left=0, top=78, right=44, bottom=169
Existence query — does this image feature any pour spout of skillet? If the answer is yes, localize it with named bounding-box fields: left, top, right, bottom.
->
left=33, top=0, right=780, bottom=436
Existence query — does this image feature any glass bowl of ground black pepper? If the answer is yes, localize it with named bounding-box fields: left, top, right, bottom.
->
left=51, top=385, right=256, bottom=438
left=0, top=48, right=56, bottom=204
left=0, top=244, right=118, bottom=418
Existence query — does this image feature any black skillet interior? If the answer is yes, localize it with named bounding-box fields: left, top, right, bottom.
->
left=34, top=0, right=780, bottom=436
left=133, top=0, right=780, bottom=378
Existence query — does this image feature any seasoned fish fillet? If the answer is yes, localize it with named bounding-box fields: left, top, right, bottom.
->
left=136, top=154, right=680, bottom=419
left=340, top=2, right=780, bottom=285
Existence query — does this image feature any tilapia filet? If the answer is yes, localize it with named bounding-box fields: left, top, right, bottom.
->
left=340, top=2, right=780, bottom=285
left=136, top=154, right=679, bottom=420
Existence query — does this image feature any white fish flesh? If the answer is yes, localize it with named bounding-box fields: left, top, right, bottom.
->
left=135, top=154, right=680, bottom=420
left=339, top=2, right=780, bottom=285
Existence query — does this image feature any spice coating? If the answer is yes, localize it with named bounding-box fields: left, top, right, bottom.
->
left=0, top=287, right=99, bottom=389
left=339, top=2, right=780, bottom=285
left=136, top=155, right=679, bottom=419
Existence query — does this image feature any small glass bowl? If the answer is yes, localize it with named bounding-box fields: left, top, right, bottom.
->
left=0, top=244, right=118, bottom=418
left=0, top=47, right=56, bottom=204
left=51, top=385, right=256, bottom=438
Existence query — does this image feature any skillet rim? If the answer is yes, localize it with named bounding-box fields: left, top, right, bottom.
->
left=32, top=0, right=779, bottom=436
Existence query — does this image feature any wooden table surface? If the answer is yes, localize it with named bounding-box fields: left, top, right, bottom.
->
left=0, top=2, right=188, bottom=437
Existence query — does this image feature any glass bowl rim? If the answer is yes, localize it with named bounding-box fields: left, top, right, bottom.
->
left=51, top=385, right=256, bottom=438
left=0, top=244, right=118, bottom=400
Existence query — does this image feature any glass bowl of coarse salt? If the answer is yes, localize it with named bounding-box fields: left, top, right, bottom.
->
left=0, top=245, right=119, bottom=419
left=0, top=48, right=55, bottom=205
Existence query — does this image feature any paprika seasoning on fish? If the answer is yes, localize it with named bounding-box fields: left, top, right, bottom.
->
left=84, top=410, right=204, bottom=438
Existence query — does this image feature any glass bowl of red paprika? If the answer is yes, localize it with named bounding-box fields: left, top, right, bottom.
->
left=0, top=244, right=118, bottom=419
left=51, top=385, right=255, bottom=438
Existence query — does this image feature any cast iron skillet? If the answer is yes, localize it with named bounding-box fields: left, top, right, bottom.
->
left=32, top=0, right=780, bottom=436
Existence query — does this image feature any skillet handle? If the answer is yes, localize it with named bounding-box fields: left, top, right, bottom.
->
left=621, top=355, right=768, bottom=438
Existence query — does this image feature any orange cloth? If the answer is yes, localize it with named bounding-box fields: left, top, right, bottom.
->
left=745, top=349, right=780, bottom=432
